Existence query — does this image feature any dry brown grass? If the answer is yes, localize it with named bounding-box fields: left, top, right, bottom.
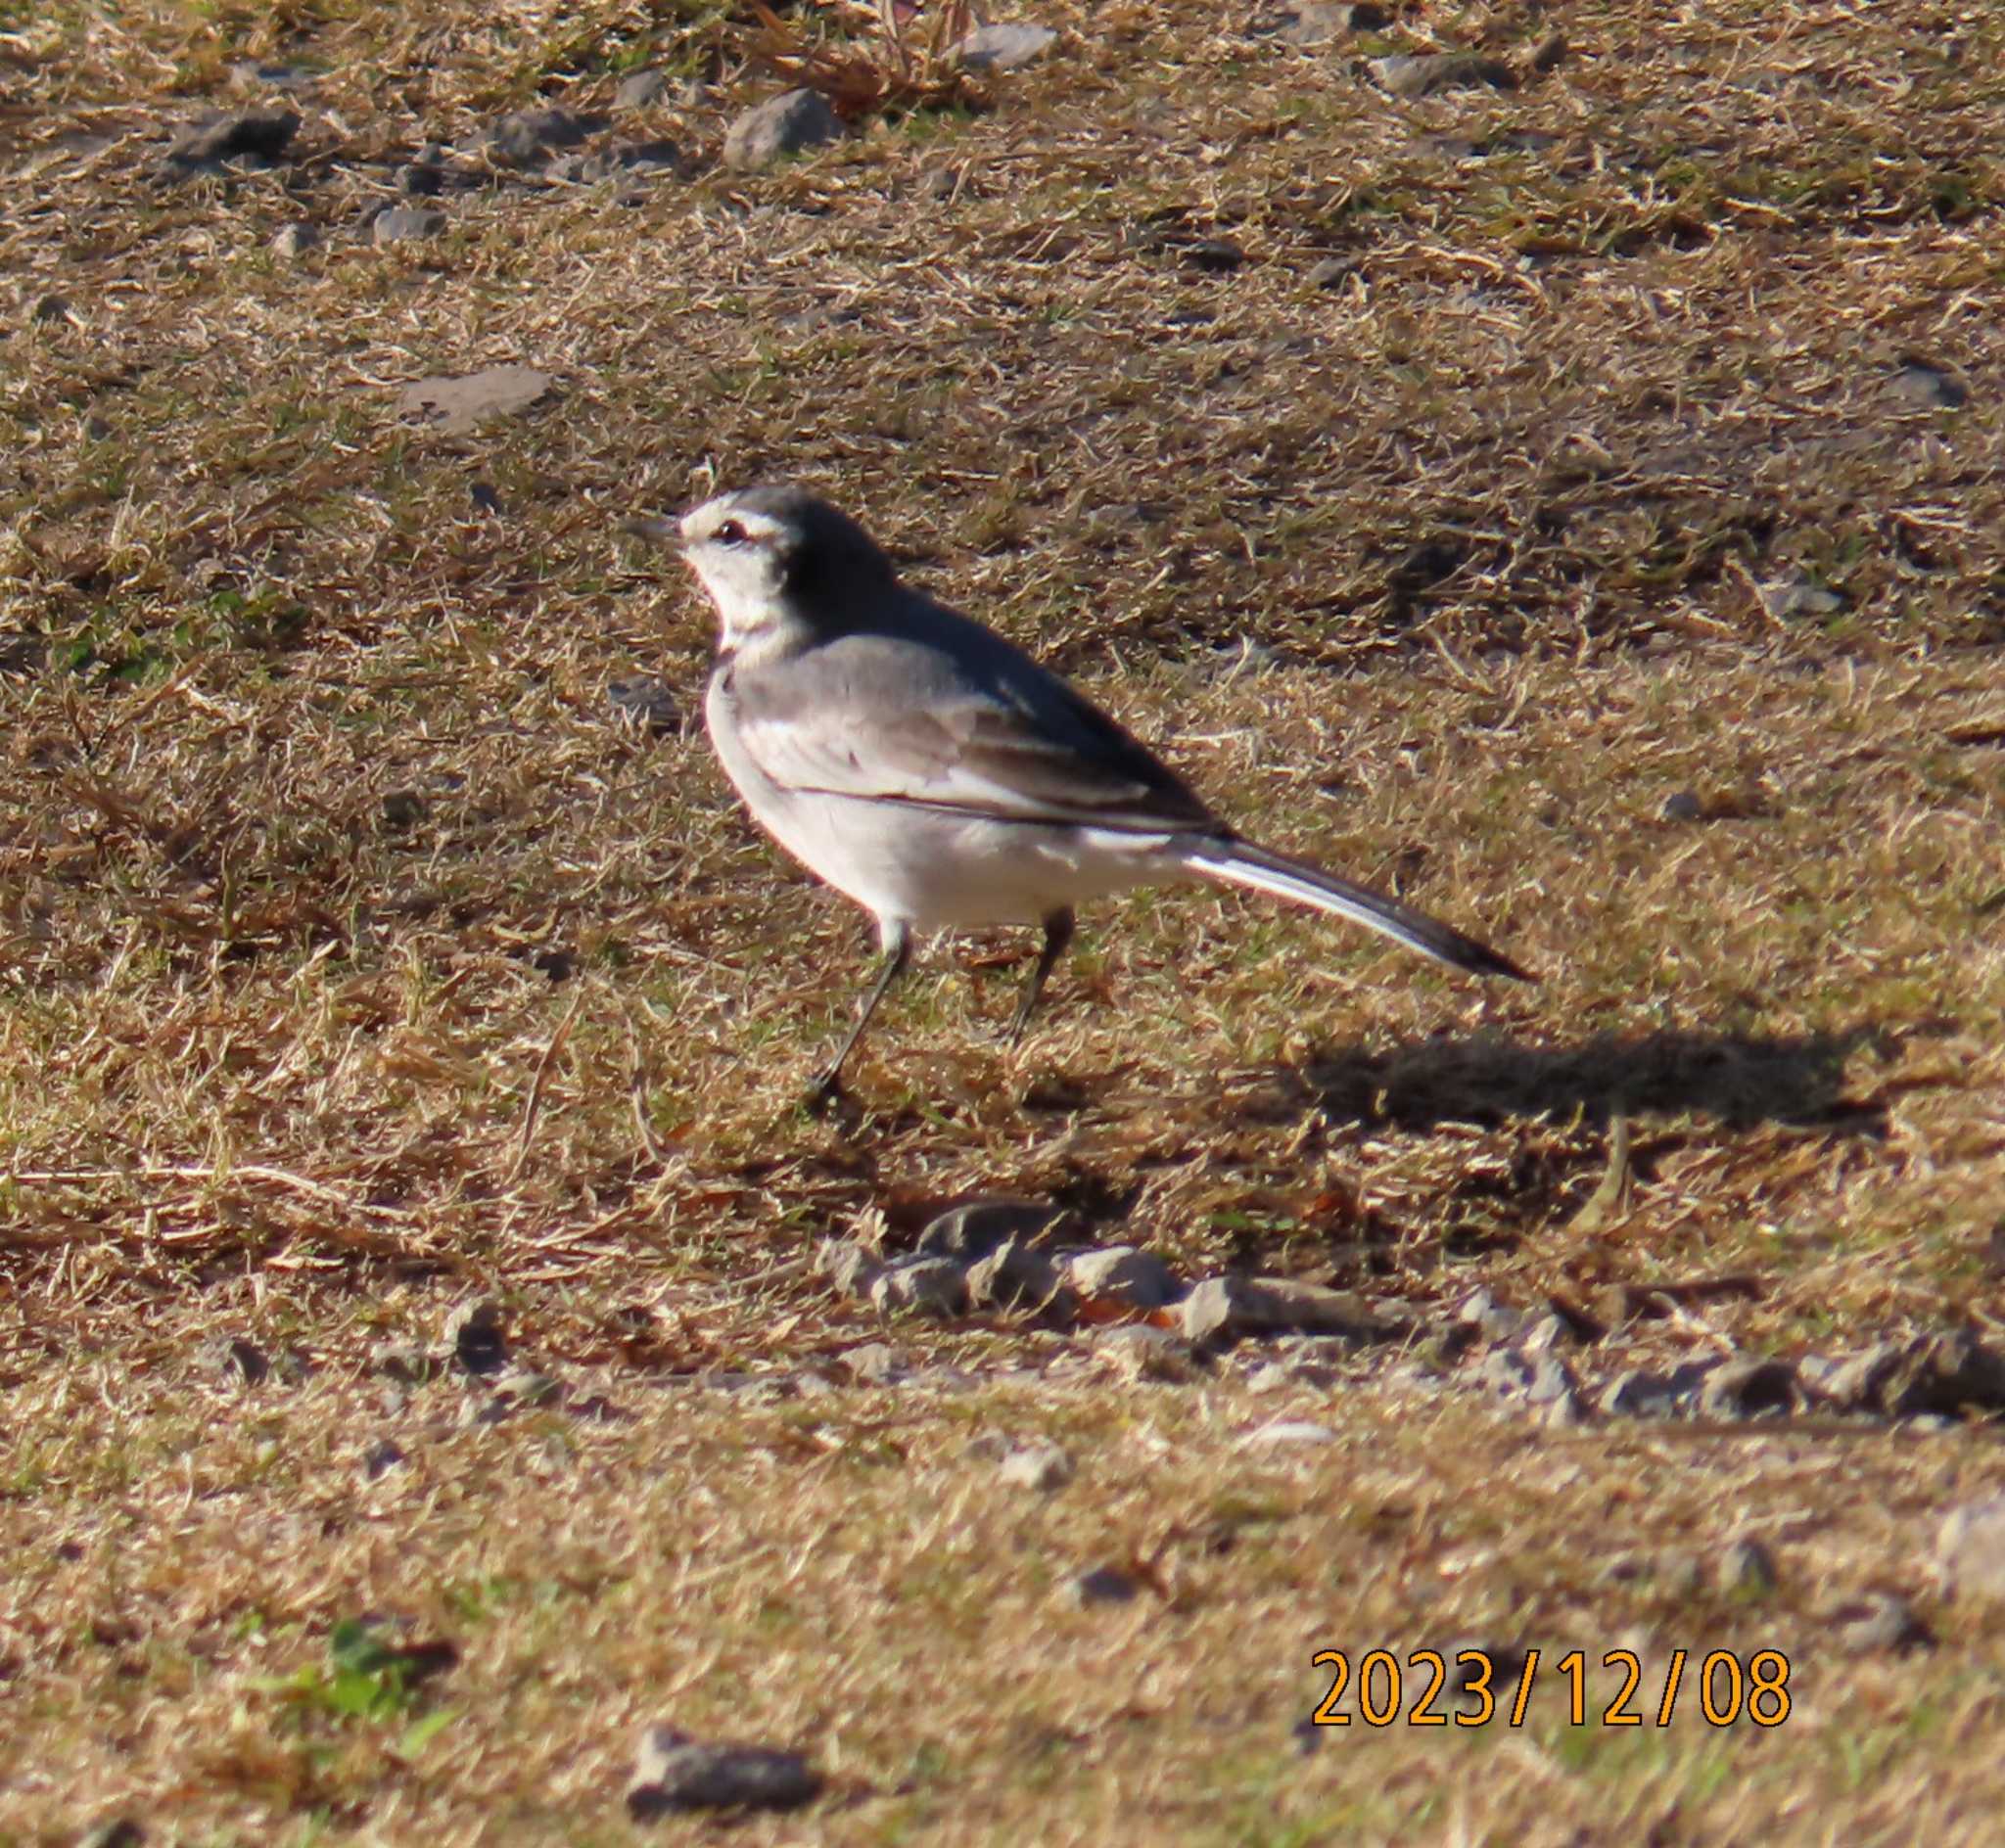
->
left=3, top=0, right=2004, bottom=1841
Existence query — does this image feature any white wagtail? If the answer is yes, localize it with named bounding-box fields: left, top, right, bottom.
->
left=630, top=485, right=1531, bottom=1100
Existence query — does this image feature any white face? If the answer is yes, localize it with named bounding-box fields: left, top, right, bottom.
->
left=679, top=494, right=799, bottom=656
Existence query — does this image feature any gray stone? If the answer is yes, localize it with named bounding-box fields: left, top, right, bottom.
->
left=1069, top=1565, right=1140, bottom=1605
left=840, top=1341, right=905, bottom=1384
left=1937, top=1496, right=2005, bottom=1602
left=230, top=60, right=318, bottom=92
left=627, top=1725, right=821, bottom=1817
left=607, top=675, right=678, bottom=735
left=396, top=366, right=554, bottom=436
left=956, top=22, right=1059, bottom=71
left=1181, top=1275, right=1387, bottom=1345
left=1306, top=255, right=1358, bottom=291
left=917, top=1197, right=1060, bottom=1262
left=1761, top=576, right=1847, bottom=620
left=373, top=206, right=447, bottom=245
left=1824, top=1333, right=2005, bottom=1417
left=616, top=138, right=681, bottom=172
left=1241, top=1418, right=1336, bottom=1448
left=1888, top=361, right=1967, bottom=410
left=1830, top=1594, right=1934, bottom=1653
left=1482, top=1345, right=1579, bottom=1408
left=271, top=221, right=318, bottom=258
left=1371, top=53, right=1517, bottom=97
left=1064, top=1245, right=1180, bottom=1311
left=1598, top=1368, right=1678, bottom=1417
left=816, top=1239, right=883, bottom=1298
left=1276, top=5, right=1351, bottom=46
left=1094, top=1324, right=1196, bottom=1381
left=617, top=69, right=670, bottom=110
left=998, top=1442, right=1074, bottom=1491
left=1718, top=1537, right=1779, bottom=1594
left=723, top=89, right=844, bottom=171
left=964, top=1237, right=1064, bottom=1311
left=486, top=106, right=598, bottom=168
left=448, top=1301, right=508, bottom=1376
left=1699, top=1357, right=1801, bottom=1418
left=869, top=1256, right=967, bottom=1318
left=167, top=109, right=301, bottom=166
left=1661, top=789, right=1704, bottom=821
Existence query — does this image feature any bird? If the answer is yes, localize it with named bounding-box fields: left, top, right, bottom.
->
left=629, top=484, right=1532, bottom=1102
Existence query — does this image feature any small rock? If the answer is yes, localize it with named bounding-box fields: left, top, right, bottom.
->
left=77, top=1821, right=145, bottom=1848
left=1661, top=790, right=1704, bottom=822
left=722, top=89, right=844, bottom=173
left=1094, top=1324, right=1197, bottom=1381
left=840, top=1341, right=905, bottom=1384
left=869, top=1256, right=967, bottom=1318
left=1306, top=255, right=1357, bottom=291
left=1241, top=1418, right=1336, bottom=1448
left=167, top=109, right=301, bottom=166
left=964, top=1237, right=1064, bottom=1311
left=1482, top=1346, right=1579, bottom=1408
left=955, top=22, right=1059, bottom=70
left=1181, top=1275, right=1388, bottom=1345
left=1064, top=1245, right=1180, bottom=1311
left=448, top=1301, right=508, bottom=1376
left=1884, top=1331, right=2005, bottom=1416
left=361, top=1437, right=405, bottom=1481
left=816, top=1239, right=883, bottom=1299
left=1185, top=237, right=1245, bottom=273
left=1371, top=53, right=1517, bottom=98
left=373, top=206, right=448, bottom=245
left=607, top=675, right=678, bottom=735
left=1936, top=1496, right=2005, bottom=1602
left=486, top=106, right=598, bottom=168
left=1717, top=1537, right=1779, bottom=1594
left=230, top=60, right=317, bottom=92
left=998, top=1442, right=1074, bottom=1491
left=627, top=1726, right=821, bottom=1818
left=616, top=138, right=682, bottom=172
left=1699, top=1357, right=1801, bottom=1418
left=1526, top=29, right=1568, bottom=73
left=270, top=221, right=318, bottom=258
left=1598, top=1368, right=1678, bottom=1417
left=1830, top=1594, right=1934, bottom=1653
left=1762, top=576, right=1847, bottom=621
left=917, top=1198, right=1061, bottom=1263
left=396, top=366, right=555, bottom=437
left=1456, top=1286, right=1524, bottom=1343
left=1275, top=4, right=1354, bottom=46
left=210, top=1337, right=270, bottom=1385
left=1888, top=361, right=1967, bottom=410
left=1069, top=1565, right=1140, bottom=1606
left=616, top=69, right=670, bottom=110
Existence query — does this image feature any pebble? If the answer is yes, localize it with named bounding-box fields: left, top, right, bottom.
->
left=1094, top=1325, right=1197, bottom=1382
left=486, top=106, right=597, bottom=168
left=1661, top=790, right=1705, bottom=821
left=1064, top=1245, right=1180, bottom=1311
left=1069, top=1565, right=1141, bottom=1606
left=373, top=206, right=447, bottom=245
left=1888, top=361, right=1967, bottom=410
left=166, top=109, right=301, bottom=167
left=271, top=221, right=318, bottom=257
left=1241, top=1418, right=1337, bottom=1448
left=1597, top=1368, right=1679, bottom=1417
left=1936, top=1496, right=2005, bottom=1602
left=627, top=1726, right=822, bottom=1818
left=1371, top=53, right=1517, bottom=98
left=616, top=69, right=669, bottom=110
left=964, top=1237, right=1064, bottom=1311
left=1761, top=576, right=1847, bottom=620
left=1181, top=1275, right=1387, bottom=1345
left=869, top=1256, right=967, bottom=1318
left=448, top=1301, right=508, bottom=1376
left=722, top=89, right=844, bottom=172
left=1306, top=255, right=1358, bottom=291
left=1456, top=1286, right=1523, bottom=1342
left=917, top=1198, right=1061, bottom=1263
left=606, top=676, right=678, bottom=735
left=998, top=1442, right=1074, bottom=1491
left=816, top=1239, right=883, bottom=1298
left=956, top=23, right=1058, bottom=70
left=1830, top=1594, right=1934, bottom=1654
left=1698, top=1357, right=1800, bottom=1418
left=396, top=366, right=554, bottom=437
left=839, top=1341, right=905, bottom=1384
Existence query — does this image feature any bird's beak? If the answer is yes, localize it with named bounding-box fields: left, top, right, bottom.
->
left=620, top=514, right=682, bottom=549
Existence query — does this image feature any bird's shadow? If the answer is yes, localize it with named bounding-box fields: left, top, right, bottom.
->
left=1251, top=1023, right=1903, bottom=1136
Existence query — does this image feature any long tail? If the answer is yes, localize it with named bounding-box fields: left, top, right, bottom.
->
left=1181, top=835, right=1535, bottom=982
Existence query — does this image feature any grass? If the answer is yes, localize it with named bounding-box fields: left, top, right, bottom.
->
left=3, top=0, right=2005, bottom=1841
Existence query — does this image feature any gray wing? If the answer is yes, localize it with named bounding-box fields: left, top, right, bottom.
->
left=724, top=622, right=1216, bottom=834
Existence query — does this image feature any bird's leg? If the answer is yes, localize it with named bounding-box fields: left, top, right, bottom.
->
left=809, top=921, right=911, bottom=1106
left=1008, top=907, right=1075, bottom=1044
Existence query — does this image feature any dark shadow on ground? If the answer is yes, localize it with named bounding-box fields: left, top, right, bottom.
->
left=1261, top=1026, right=1895, bottom=1135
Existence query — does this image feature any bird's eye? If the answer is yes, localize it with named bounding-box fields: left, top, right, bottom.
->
left=714, top=519, right=748, bottom=547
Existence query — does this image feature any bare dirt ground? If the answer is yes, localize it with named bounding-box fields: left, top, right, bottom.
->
left=3, top=2, right=2003, bottom=1842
